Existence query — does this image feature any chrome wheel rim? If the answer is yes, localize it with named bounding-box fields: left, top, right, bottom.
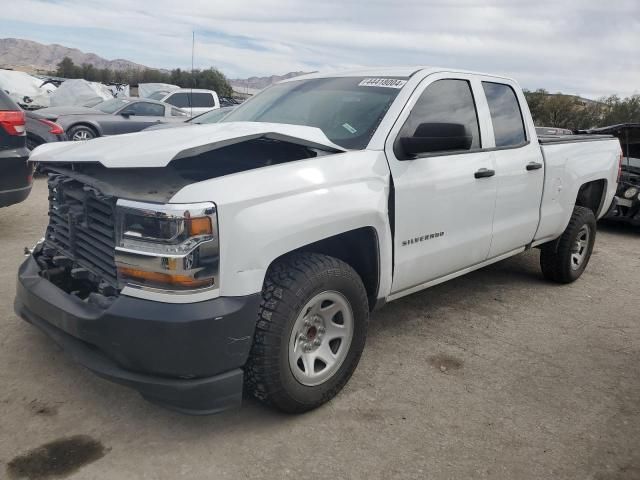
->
left=288, top=291, right=354, bottom=386
left=570, top=225, right=590, bottom=270
left=72, top=130, right=92, bottom=141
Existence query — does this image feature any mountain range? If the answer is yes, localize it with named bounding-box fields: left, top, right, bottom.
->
left=0, top=38, right=150, bottom=73
left=228, top=71, right=312, bottom=91
left=0, top=37, right=307, bottom=90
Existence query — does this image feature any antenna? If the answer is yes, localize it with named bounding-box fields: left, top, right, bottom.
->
left=191, top=31, right=195, bottom=117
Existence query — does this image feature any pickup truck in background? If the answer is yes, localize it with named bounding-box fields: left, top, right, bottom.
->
left=147, top=88, right=221, bottom=116
left=579, top=123, right=640, bottom=225
left=18, top=67, right=622, bottom=415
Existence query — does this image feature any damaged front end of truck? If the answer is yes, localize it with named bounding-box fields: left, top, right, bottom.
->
left=15, top=122, right=345, bottom=414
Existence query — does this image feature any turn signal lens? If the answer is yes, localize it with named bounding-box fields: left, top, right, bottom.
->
left=188, top=216, right=213, bottom=236
left=618, top=152, right=623, bottom=182
left=0, top=110, right=25, bottom=135
left=37, top=118, right=64, bottom=135
left=118, top=266, right=213, bottom=289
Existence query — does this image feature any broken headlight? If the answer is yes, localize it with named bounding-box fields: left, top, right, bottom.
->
left=115, top=199, right=219, bottom=295
left=623, top=187, right=639, bottom=199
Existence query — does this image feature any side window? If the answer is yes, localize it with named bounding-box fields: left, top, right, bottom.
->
left=166, top=93, right=190, bottom=108
left=397, top=79, right=481, bottom=155
left=128, top=102, right=164, bottom=116
left=190, top=93, right=215, bottom=108
left=482, top=82, right=526, bottom=148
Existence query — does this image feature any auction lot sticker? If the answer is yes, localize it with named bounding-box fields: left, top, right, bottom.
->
left=358, top=78, right=407, bottom=88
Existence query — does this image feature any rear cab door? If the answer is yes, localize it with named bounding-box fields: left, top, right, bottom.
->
left=189, top=92, right=219, bottom=115
left=384, top=72, right=498, bottom=296
left=477, top=77, right=544, bottom=257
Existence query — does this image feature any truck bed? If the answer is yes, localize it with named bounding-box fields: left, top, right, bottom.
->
left=534, top=136, right=621, bottom=243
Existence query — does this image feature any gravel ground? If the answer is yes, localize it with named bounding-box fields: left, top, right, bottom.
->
left=1, top=177, right=639, bottom=480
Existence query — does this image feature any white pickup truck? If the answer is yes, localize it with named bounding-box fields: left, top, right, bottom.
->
left=18, top=67, right=622, bottom=415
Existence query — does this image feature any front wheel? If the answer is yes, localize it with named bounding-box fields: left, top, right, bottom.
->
left=68, top=125, right=97, bottom=141
left=540, top=206, right=597, bottom=283
left=245, top=253, right=369, bottom=413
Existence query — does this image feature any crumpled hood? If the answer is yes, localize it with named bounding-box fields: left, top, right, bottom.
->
left=30, top=122, right=346, bottom=168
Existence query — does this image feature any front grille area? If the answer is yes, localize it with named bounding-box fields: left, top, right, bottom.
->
left=45, top=174, right=118, bottom=287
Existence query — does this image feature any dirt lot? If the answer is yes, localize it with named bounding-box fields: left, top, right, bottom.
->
left=1, top=177, right=639, bottom=480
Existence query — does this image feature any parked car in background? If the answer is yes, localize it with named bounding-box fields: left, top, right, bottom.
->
left=21, top=67, right=621, bottom=415
left=0, top=90, right=31, bottom=208
left=147, top=88, right=220, bottom=115
left=219, top=96, right=242, bottom=107
left=33, top=97, right=188, bottom=142
left=144, top=106, right=235, bottom=131
left=25, top=110, right=67, bottom=149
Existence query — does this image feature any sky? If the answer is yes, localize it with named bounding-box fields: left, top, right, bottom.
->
left=1, top=0, right=639, bottom=98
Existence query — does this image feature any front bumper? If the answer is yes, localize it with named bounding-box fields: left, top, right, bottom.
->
left=15, top=255, right=261, bottom=414
left=603, top=195, right=640, bottom=226
left=0, top=184, right=32, bottom=208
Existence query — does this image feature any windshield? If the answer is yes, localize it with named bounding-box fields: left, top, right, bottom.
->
left=148, top=91, right=169, bottom=101
left=95, top=98, right=130, bottom=114
left=191, top=107, right=234, bottom=124
left=221, top=77, right=406, bottom=149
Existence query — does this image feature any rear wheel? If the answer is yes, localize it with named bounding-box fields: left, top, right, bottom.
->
left=68, top=125, right=96, bottom=141
left=540, top=206, right=596, bottom=283
left=245, top=253, right=369, bottom=413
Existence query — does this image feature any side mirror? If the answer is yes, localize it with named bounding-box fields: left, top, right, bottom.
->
left=399, top=122, right=472, bottom=158
left=120, top=110, right=134, bottom=117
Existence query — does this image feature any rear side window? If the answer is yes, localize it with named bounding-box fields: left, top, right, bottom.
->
left=166, top=92, right=215, bottom=108
left=482, top=82, right=526, bottom=147
left=166, top=93, right=189, bottom=108
left=190, top=93, right=215, bottom=108
left=398, top=79, right=481, bottom=153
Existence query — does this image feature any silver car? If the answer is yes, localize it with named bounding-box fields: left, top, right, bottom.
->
left=33, top=97, right=189, bottom=142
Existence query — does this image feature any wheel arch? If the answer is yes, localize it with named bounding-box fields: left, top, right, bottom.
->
left=271, top=227, right=381, bottom=311
left=575, top=179, right=607, bottom=217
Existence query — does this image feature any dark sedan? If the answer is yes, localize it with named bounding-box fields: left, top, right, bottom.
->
left=32, top=98, right=189, bottom=142
left=0, top=90, right=31, bottom=208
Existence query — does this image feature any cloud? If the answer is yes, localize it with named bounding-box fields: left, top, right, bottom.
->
left=2, top=0, right=639, bottom=97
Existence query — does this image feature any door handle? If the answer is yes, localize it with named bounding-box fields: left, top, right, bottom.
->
left=526, top=162, right=543, bottom=171
left=474, top=168, right=495, bottom=179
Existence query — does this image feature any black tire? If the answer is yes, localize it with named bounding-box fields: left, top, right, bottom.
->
left=540, top=206, right=597, bottom=283
left=245, top=252, right=369, bottom=413
left=68, top=125, right=97, bottom=141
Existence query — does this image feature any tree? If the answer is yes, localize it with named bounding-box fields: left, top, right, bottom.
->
left=55, top=57, right=76, bottom=78
left=523, top=90, right=640, bottom=130
left=49, top=57, right=234, bottom=97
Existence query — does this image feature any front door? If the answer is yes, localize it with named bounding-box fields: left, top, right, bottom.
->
left=385, top=75, right=498, bottom=295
